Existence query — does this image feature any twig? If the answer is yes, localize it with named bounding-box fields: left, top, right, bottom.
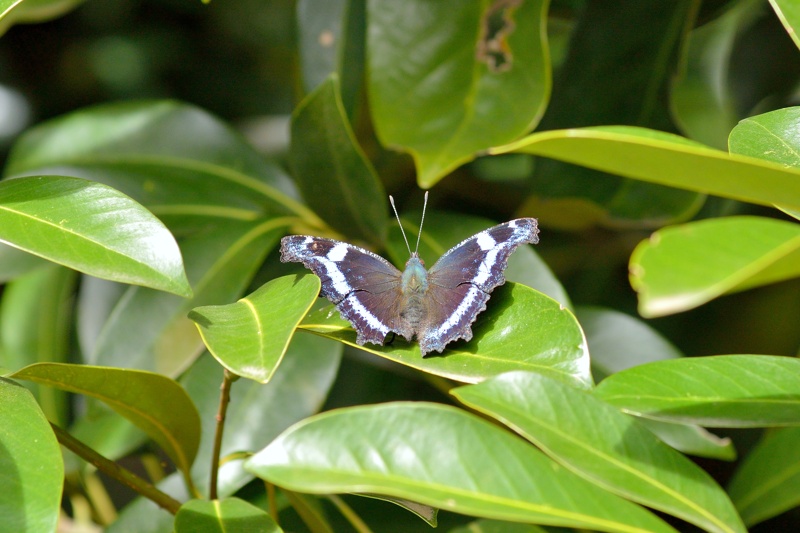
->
left=209, top=368, right=237, bottom=500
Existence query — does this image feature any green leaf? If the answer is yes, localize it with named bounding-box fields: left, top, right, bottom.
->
left=190, top=274, right=321, bottom=383
left=493, top=126, right=800, bottom=210
left=0, top=265, right=75, bottom=426
left=453, top=371, right=746, bottom=533
left=300, top=282, right=592, bottom=389
left=449, top=520, right=550, bottom=533
left=0, top=0, right=85, bottom=36
left=670, top=1, right=762, bottom=149
left=637, top=419, right=736, bottom=461
left=9, top=362, right=201, bottom=477
left=89, top=220, right=285, bottom=376
left=4, top=100, right=316, bottom=229
left=728, top=427, right=800, bottom=526
left=593, top=355, right=800, bottom=427
left=386, top=209, right=571, bottom=309
left=770, top=0, right=800, bottom=50
left=575, top=306, right=682, bottom=380
left=368, top=0, right=550, bottom=187
left=0, top=379, right=63, bottom=533
left=729, top=107, right=800, bottom=169
left=0, top=176, right=191, bottom=297
left=629, top=216, right=800, bottom=317
left=246, top=402, right=676, bottom=532
left=174, top=498, right=282, bottom=533
left=289, top=75, right=386, bottom=245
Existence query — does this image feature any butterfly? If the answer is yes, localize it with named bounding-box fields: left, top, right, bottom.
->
left=280, top=193, right=539, bottom=356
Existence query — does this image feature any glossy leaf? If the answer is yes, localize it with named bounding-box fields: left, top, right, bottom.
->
left=300, top=282, right=592, bottom=389
left=729, top=107, right=800, bottom=168
left=290, top=75, right=386, bottom=245
left=493, top=126, right=800, bottom=210
left=9, top=362, right=201, bottom=477
left=454, top=371, right=746, bottom=533
left=449, top=520, right=550, bottom=533
left=770, top=0, right=800, bottom=50
left=246, top=402, right=675, bottom=532
left=575, top=306, right=681, bottom=380
left=385, top=209, right=571, bottom=309
left=174, top=498, right=281, bottom=533
left=594, top=355, right=800, bottom=427
left=0, top=265, right=75, bottom=426
left=629, top=216, right=800, bottom=317
left=0, top=176, right=191, bottom=297
left=0, top=379, right=63, bottom=533
left=89, top=220, right=285, bottom=376
left=190, top=274, right=321, bottom=383
left=4, top=100, right=315, bottom=229
left=0, top=0, right=84, bottom=36
left=368, top=0, right=550, bottom=187
left=728, top=427, right=800, bottom=526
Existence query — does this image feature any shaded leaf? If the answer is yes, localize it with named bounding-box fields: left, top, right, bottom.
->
left=190, top=274, right=321, bottom=383
left=493, top=126, right=800, bottom=210
left=246, top=402, right=675, bottom=532
left=594, top=355, right=800, bottom=427
left=0, top=0, right=84, bottom=36
left=0, top=176, right=191, bottom=297
left=637, top=418, right=736, bottom=461
left=454, top=371, right=746, bottom=533
left=9, top=362, right=201, bottom=477
left=728, top=427, right=800, bottom=526
left=290, top=75, right=386, bottom=245
left=629, top=216, right=800, bottom=317
left=0, top=379, right=63, bottom=533
left=770, top=0, right=800, bottom=50
left=174, top=498, right=281, bottom=533
left=368, top=0, right=550, bottom=187
left=300, top=283, right=592, bottom=389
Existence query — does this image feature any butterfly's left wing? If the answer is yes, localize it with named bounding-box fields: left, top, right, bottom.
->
left=418, top=219, right=539, bottom=354
left=280, top=235, right=410, bottom=346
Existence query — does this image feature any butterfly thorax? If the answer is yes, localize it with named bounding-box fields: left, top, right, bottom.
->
left=399, top=254, right=429, bottom=333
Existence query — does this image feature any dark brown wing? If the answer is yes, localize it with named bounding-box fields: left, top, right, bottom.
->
left=280, top=235, right=409, bottom=346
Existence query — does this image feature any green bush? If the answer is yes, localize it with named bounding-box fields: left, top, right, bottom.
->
left=2, top=1, right=800, bottom=531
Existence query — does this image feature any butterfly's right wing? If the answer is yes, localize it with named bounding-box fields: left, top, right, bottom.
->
left=280, top=236, right=410, bottom=345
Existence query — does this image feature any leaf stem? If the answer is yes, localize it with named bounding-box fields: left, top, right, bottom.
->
left=51, top=423, right=182, bottom=515
left=328, top=495, right=374, bottom=533
left=209, top=368, right=237, bottom=500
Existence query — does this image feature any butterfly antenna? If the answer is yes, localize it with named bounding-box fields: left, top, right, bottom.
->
left=414, top=191, right=428, bottom=255
left=389, top=195, right=412, bottom=255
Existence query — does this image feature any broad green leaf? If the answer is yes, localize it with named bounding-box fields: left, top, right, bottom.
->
left=0, top=379, right=63, bottom=533
left=0, top=265, right=75, bottom=426
left=0, top=176, right=191, bottom=297
left=575, top=306, right=681, bottom=380
left=4, top=100, right=317, bottom=229
left=110, top=337, right=342, bottom=533
left=629, top=216, right=800, bottom=317
left=728, top=427, right=800, bottom=526
left=296, top=0, right=365, bottom=116
left=89, top=220, right=285, bottom=376
left=190, top=274, right=321, bottom=383
left=449, top=520, right=550, bottom=533
left=637, top=419, right=736, bottom=461
left=594, top=355, right=800, bottom=427
left=9, top=362, right=201, bottom=478
left=300, top=283, right=592, bottom=389
left=247, top=402, right=676, bottom=532
left=174, top=498, right=281, bottom=533
left=770, top=0, right=800, bottom=50
left=729, top=107, right=800, bottom=169
left=454, top=371, right=746, bottom=533
left=64, top=411, right=146, bottom=475
left=385, top=209, right=571, bottom=309
left=671, top=0, right=762, bottom=149
left=0, top=0, right=84, bottom=36
left=290, top=75, right=386, bottom=245
left=493, top=126, right=800, bottom=210
left=368, top=0, right=550, bottom=187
